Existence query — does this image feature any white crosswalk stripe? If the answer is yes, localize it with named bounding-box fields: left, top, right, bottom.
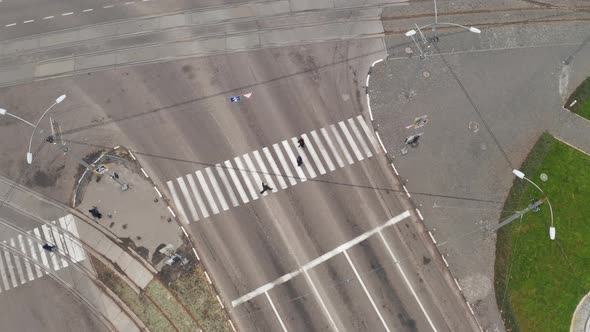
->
left=301, top=133, right=326, bottom=175
left=32, top=228, right=50, bottom=272
left=292, top=137, right=317, bottom=178
left=3, top=249, right=17, bottom=288
left=331, top=124, right=355, bottom=164
left=263, top=147, right=288, bottom=189
left=17, top=235, right=34, bottom=281
left=348, top=118, right=373, bottom=158
left=311, top=130, right=335, bottom=171
left=234, top=156, right=259, bottom=201
left=253, top=150, right=277, bottom=194
left=242, top=154, right=265, bottom=197
left=9, top=239, right=26, bottom=284
left=186, top=174, right=210, bottom=218
left=224, top=160, right=250, bottom=204
left=357, top=115, right=381, bottom=153
left=320, top=127, right=344, bottom=168
left=216, top=164, right=240, bottom=207
left=177, top=177, right=199, bottom=222
left=49, top=223, right=68, bottom=268
left=26, top=236, right=44, bottom=278
left=196, top=170, right=220, bottom=215
left=167, top=180, right=190, bottom=224
left=339, top=121, right=364, bottom=161
left=0, top=250, right=10, bottom=290
left=41, top=225, right=60, bottom=270
left=64, top=215, right=86, bottom=262
left=273, top=143, right=297, bottom=186
left=282, top=140, right=307, bottom=182
left=206, top=168, right=229, bottom=212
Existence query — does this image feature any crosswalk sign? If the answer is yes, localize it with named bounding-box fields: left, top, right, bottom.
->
left=94, top=164, right=108, bottom=175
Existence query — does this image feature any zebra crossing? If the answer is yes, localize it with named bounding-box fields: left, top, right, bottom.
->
left=0, top=214, right=85, bottom=293
left=167, top=115, right=381, bottom=224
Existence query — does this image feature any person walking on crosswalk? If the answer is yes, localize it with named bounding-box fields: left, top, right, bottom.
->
left=296, top=155, right=303, bottom=167
left=260, top=182, right=273, bottom=194
left=298, top=137, right=305, bottom=148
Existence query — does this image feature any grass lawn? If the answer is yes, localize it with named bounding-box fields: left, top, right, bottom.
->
left=566, top=76, right=590, bottom=120
left=495, top=133, right=590, bottom=332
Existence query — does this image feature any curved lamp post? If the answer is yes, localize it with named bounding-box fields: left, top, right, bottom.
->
left=0, top=108, right=35, bottom=127
left=26, top=94, right=66, bottom=164
left=513, top=169, right=556, bottom=240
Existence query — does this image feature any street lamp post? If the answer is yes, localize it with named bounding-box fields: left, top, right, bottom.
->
left=26, top=94, right=67, bottom=164
left=512, top=169, right=556, bottom=240
left=0, top=108, right=35, bottom=127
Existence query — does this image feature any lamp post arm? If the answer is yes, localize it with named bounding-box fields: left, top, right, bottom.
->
left=27, top=101, right=59, bottom=161
left=5, top=112, right=35, bottom=127
left=524, top=176, right=555, bottom=233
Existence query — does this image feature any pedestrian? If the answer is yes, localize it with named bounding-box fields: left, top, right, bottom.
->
left=298, top=137, right=305, bottom=148
left=114, top=172, right=119, bottom=179
left=297, top=156, right=303, bottom=167
left=260, top=182, right=273, bottom=194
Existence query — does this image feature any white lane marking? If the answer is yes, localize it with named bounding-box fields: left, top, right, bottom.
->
left=357, top=115, right=381, bottom=153
left=344, top=250, right=391, bottom=332
left=82, top=8, right=93, bottom=12
left=125, top=1, right=135, bottom=4
left=3, top=249, right=17, bottom=288
left=320, top=128, right=344, bottom=168
left=196, top=170, right=220, bottom=215
left=232, top=210, right=410, bottom=306
left=416, top=208, right=424, bottom=221
left=234, top=156, right=259, bottom=201
left=23, top=20, right=35, bottom=24
left=303, top=269, right=340, bottom=332
left=242, top=153, right=265, bottom=196
left=186, top=173, right=210, bottom=219
left=391, top=163, right=399, bottom=176
left=375, top=131, right=388, bottom=154
left=301, top=133, right=326, bottom=175
left=336, top=122, right=361, bottom=162
left=177, top=177, right=199, bottom=222
left=224, top=160, right=250, bottom=204
left=103, top=5, right=114, bottom=8
left=25, top=234, right=43, bottom=278
left=140, top=168, right=149, bottom=178
left=43, top=16, right=54, bottom=20
left=291, top=137, right=316, bottom=178
left=403, top=185, right=411, bottom=197
left=282, top=140, right=306, bottom=182
left=265, top=291, right=289, bottom=332
left=253, top=150, right=277, bottom=193
left=348, top=118, right=372, bottom=158
left=8, top=239, right=26, bottom=284
left=330, top=125, right=354, bottom=165
left=41, top=225, right=60, bottom=270
left=0, top=249, right=11, bottom=290
left=310, top=130, right=335, bottom=172
left=5, top=23, right=16, bottom=27
left=215, top=164, right=240, bottom=207
left=263, top=147, right=287, bottom=189
left=17, top=235, right=34, bottom=281
left=167, top=181, right=190, bottom=224
left=378, top=230, right=438, bottom=331
left=167, top=206, right=176, bottom=217
left=49, top=222, right=68, bottom=268
left=61, top=12, right=74, bottom=16
left=206, top=167, right=229, bottom=211
left=154, top=186, right=162, bottom=198
left=32, top=228, right=50, bottom=272
left=272, top=143, right=297, bottom=186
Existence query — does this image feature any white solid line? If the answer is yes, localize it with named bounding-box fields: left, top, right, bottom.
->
left=356, top=116, right=380, bottom=153
left=215, top=164, right=240, bottom=207
left=272, top=143, right=297, bottom=186
left=467, top=302, right=475, bottom=315
left=234, top=157, right=259, bottom=201
left=378, top=230, right=438, bottom=331
left=23, top=20, right=34, bottom=24
left=303, top=269, right=340, bottom=332
left=3, top=249, right=18, bottom=288
left=167, top=206, right=176, bottom=217
left=291, top=137, right=316, bottom=178
left=330, top=125, right=354, bottom=165
left=167, top=181, right=188, bottom=223
left=310, top=130, right=335, bottom=172
left=265, top=291, right=288, bottom=332
left=365, top=74, right=370, bottom=88
left=125, top=1, right=134, bottom=4
left=140, top=168, right=149, bottom=178
left=103, top=5, right=114, bottom=8
left=180, top=226, right=188, bottom=238
left=320, top=128, right=344, bottom=168
left=32, top=228, right=50, bottom=272
left=177, top=177, right=199, bottom=222
left=8, top=239, right=26, bottom=284
left=17, top=235, right=35, bottom=281
left=253, top=150, right=277, bottom=193
left=0, top=249, right=10, bottom=290
left=154, top=186, right=162, bottom=197
left=403, top=185, right=411, bottom=197
left=300, top=134, right=326, bottom=175
left=5, top=23, right=16, bottom=27
left=228, top=320, right=237, bottom=332
left=282, top=140, right=306, bottom=182
left=454, top=278, right=462, bottom=291
left=204, top=271, right=212, bottom=284
left=26, top=236, right=43, bottom=278
left=367, top=94, right=373, bottom=121
left=187, top=174, right=210, bottom=218
left=390, top=163, right=399, bottom=175
left=428, top=231, right=437, bottom=244
left=224, top=160, right=250, bottom=204
left=49, top=224, right=68, bottom=268
left=344, top=250, right=391, bottom=332
left=339, top=121, right=364, bottom=161
left=441, top=255, right=449, bottom=267
left=375, top=131, right=388, bottom=154
left=216, top=295, right=225, bottom=309
left=232, top=211, right=411, bottom=306
left=129, top=151, right=136, bottom=160
left=196, top=170, right=220, bottom=215
left=348, top=119, right=372, bottom=158
left=242, top=154, right=265, bottom=196
left=416, top=208, right=424, bottom=220
left=62, top=12, right=74, bottom=16
left=205, top=168, right=229, bottom=211
left=43, top=16, right=55, bottom=20
left=371, top=59, right=384, bottom=67
left=263, top=147, right=287, bottom=189
left=192, top=247, right=200, bottom=261
left=82, top=8, right=93, bottom=12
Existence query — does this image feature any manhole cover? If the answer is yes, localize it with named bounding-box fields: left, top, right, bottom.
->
left=405, top=47, right=413, bottom=55
left=540, top=173, right=548, bottom=182
left=469, top=121, right=480, bottom=133
left=423, top=71, right=431, bottom=78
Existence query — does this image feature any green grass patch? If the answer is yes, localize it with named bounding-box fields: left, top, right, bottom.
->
left=566, top=76, right=590, bottom=120
left=90, top=256, right=175, bottom=332
left=167, top=265, right=231, bottom=332
left=494, top=133, right=590, bottom=332
left=145, top=281, right=201, bottom=332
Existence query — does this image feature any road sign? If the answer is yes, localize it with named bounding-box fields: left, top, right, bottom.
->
left=243, top=92, right=252, bottom=98
left=94, top=164, right=108, bottom=175
left=230, top=96, right=241, bottom=102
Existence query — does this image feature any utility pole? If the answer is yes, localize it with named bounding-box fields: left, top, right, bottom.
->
left=494, top=198, right=545, bottom=231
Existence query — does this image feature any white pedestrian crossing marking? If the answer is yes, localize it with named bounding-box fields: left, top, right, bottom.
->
left=3, top=249, right=17, bottom=288
left=49, top=223, right=68, bottom=268
left=0, top=251, right=10, bottom=290
left=17, top=235, right=34, bottom=281
left=339, top=121, right=364, bottom=161
left=32, top=228, right=50, bottom=272
left=41, top=225, right=60, bottom=270
left=26, top=236, right=43, bottom=278
left=9, top=239, right=26, bottom=284
left=166, top=116, right=383, bottom=222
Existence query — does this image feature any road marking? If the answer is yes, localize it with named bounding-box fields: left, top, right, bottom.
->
left=5, top=23, right=16, bottom=27
left=303, top=269, right=340, bottom=332
left=253, top=150, right=277, bottom=193
left=3, top=249, right=17, bottom=288
left=61, top=12, right=74, bottom=16
left=310, top=130, right=335, bottom=172
left=167, top=181, right=189, bottom=224
left=263, top=147, right=287, bottom=189
left=216, top=294, right=224, bottom=308
left=206, top=167, right=229, bottom=212
left=224, top=160, right=250, bottom=204
left=23, top=20, right=34, bottom=24
left=8, top=239, right=26, bottom=284
left=242, top=153, right=265, bottom=197
left=321, top=128, right=344, bottom=168
left=291, top=137, right=316, bottom=178
left=82, top=8, right=93, bottom=12
left=272, top=143, right=297, bottom=186
left=282, top=140, right=306, bottom=182
left=265, top=291, right=289, bottom=332
left=403, top=185, right=411, bottom=197
left=416, top=208, right=424, bottom=220
left=154, top=186, right=162, bottom=198
left=234, top=156, right=259, bottom=201
left=348, top=118, right=372, bottom=158
left=42, top=16, right=54, bottom=20
left=63, top=215, right=85, bottom=262
left=0, top=249, right=11, bottom=290
left=177, top=177, right=199, bottom=222
left=32, top=228, right=50, bottom=272
left=301, top=133, right=326, bottom=175
left=338, top=121, right=363, bottom=161
left=330, top=124, right=354, bottom=165
left=41, top=225, right=60, bottom=270
left=167, top=206, right=176, bottom=217
left=49, top=223, right=69, bottom=268
left=344, top=249, right=391, bottom=332
left=186, top=173, right=210, bottom=219
left=428, top=231, right=437, bottom=244
left=378, top=230, right=438, bottom=331
left=17, top=235, right=35, bottom=281
left=375, top=131, right=387, bottom=154
left=103, top=5, right=114, bottom=8
left=125, top=1, right=135, bottom=4
left=357, top=116, right=380, bottom=153
left=25, top=236, right=43, bottom=278
left=232, top=210, right=410, bottom=306
left=215, top=164, right=239, bottom=207
left=390, top=163, right=399, bottom=175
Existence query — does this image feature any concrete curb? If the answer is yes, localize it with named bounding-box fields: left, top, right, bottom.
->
left=571, top=291, right=590, bottom=332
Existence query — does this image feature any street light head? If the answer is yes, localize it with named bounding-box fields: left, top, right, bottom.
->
left=405, top=30, right=417, bottom=37
left=469, top=27, right=481, bottom=34
left=26, top=152, right=33, bottom=164
left=512, top=169, right=525, bottom=179
left=549, top=226, right=556, bottom=240
left=0, top=108, right=6, bottom=115
left=56, top=94, right=66, bottom=104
